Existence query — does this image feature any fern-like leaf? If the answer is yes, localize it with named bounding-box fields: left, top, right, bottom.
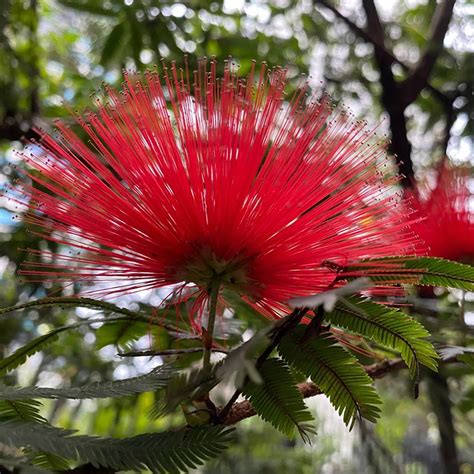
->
left=458, top=353, right=474, bottom=371
left=156, top=330, right=275, bottom=419
left=95, top=319, right=149, bottom=350
left=0, top=296, right=186, bottom=335
left=241, top=358, right=315, bottom=441
left=0, top=420, right=234, bottom=473
left=278, top=327, right=382, bottom=429
left=344, top=257, right=474, bottom=291
left=0, top=365, right=174, bottom=401
left=154, top=366, right=219, bottom=418
left=0, top=320, right=116, bottom=374
left=0, top=330, right=65, bottom=375
left=0, top=399, right=47, bottom=423
left=0, top=297, right=139, bottom=318
left=23, top=448, right=71, bottom=471
left=327, top=296, right=438, bottom=379
left=0, top=317, right=169, bottom=374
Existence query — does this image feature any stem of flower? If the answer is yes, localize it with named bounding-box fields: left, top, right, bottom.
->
left=203, top=281, right=220, bottom=369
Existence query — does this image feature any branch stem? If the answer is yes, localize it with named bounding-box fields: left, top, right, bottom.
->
left=203, top=281, right=220, bottom=369
left=118, top=348, right=228, bottom=357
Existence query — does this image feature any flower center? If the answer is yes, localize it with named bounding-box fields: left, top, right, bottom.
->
left=176, top=246, right=253, bottom=293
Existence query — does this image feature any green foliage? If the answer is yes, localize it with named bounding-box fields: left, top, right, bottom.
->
left=24, top=448, right=71, bottom=471
left=0, top=316, right=149, bottom=374
left=165, top=366, right=219, bottom=412
left=0, top=365, right=173, bottom=400
left=326, top=296, right=439, bottom=379
left=57, top=0, right=116, bottom=16
left=241, top=358, right=315, bottom=441
left=0, top=296, right=144, bottom=322
left=157, top=365, right=219, bottom=418
left=95, top=318, right=149, bottom=350
left=100, top=20, right=126, bottom=65
left=156, top=328, right=274, bottom=418
left=458, top=353, right=474, bottom=371
left=458, top=387, right=474, bottom=414
left=0, top=399, right=72, bottom=470
left=2, top=2, right=474, bottom=471
left=0, top=327, right=66, bottom=374
left=278, top=327, right=382, bottom=429
left=0, top=420, right=235, bottom=473
left=0, top=399, right=47, bottom=423
left=345, top=257, right=474, bottom=292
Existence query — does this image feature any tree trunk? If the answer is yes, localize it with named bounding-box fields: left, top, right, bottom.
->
left=427, top=371, right=460, bottom=474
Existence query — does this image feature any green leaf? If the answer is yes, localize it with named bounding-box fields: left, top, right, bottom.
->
left=344, top=257, right=474, bottom=291
left=459, top=387, right=474, bottom=413
left=0, top=317, right=147, bottom=374
left=278, top=327, right=382, bottom=429
left=23, top=448, right=71, bottom=471
left=0, top=328, right=65, bottom=375
left=156, top=366, right=219, bottom=418
left=57, top=0, right=117, bottom=16
left=0, top=296, right=186, bottom=336
left=0, top=399, right=46, bottom=423
left=458, top=353, right=474, bottom=370
left=326, top=296, right=439, bottom=379
left=0, top=421, right=234, bottom=473
left=127, top=13, right=143, bottom=63
left=241, top=358, right=315, bottom=441
left=0, top=297, right=141, bottom=320
left=0, top=365, right=174, bottom=400
left=95, top=318, right=148, bottom=350
left=100, top=21, right=126, bottom=66
left=156, top=327, right=275, bottom=418
left=288, top=278, right=371, bottom=311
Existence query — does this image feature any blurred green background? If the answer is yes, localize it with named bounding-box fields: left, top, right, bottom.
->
left=0, top=1, right=473, bottom=473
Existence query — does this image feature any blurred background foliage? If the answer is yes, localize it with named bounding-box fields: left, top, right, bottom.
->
left=0, top=0, right=473, bottom=473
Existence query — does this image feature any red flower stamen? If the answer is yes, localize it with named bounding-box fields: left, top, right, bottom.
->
left=13, top=59, right=421, bottom=319
left=407, top=164, right=474, bottom=262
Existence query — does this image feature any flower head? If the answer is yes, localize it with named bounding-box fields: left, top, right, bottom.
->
left=407, top=164, right=474, bottom=262
left=16, top=60, right=420, bottom=319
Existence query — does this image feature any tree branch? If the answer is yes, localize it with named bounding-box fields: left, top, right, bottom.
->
left=427, top=370, right=460, bottom=474
left=0, top=118, right=37, bottom=142
left=315, top=0, right=451, bottom=106
left=401, top=0, right=456, bottom=106
left=316, top=0, right=458, bottom=187
left=361, top=0, right=384, bottom=44
left=442, top=95, right=456, bottom=158
left=117, top=348, right=228, bottom=357
left=361, top=0, right=414, bottom=185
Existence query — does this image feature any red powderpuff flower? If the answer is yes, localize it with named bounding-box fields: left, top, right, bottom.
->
left=407, top=164, right=474, bottom=262
left=15, top=60, right=420, bottom=322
